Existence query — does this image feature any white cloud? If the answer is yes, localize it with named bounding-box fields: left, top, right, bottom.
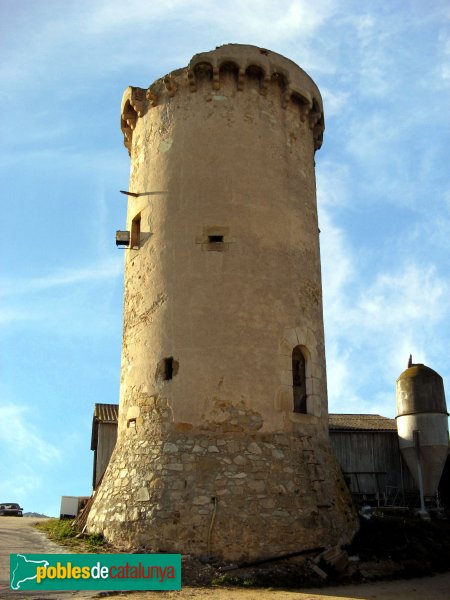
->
left=0, top=404, right=61, bottom=464
left=320, top=88, right=350, bottom=119
left=84, top=0, right=179, bottom=33
left=93, top=188, right=113, bottom=256
left=209, top=0, right=336, bottom=44
left=0, top=0, right=343, bottom=100
left=3, top=472, right=44, bottom=500
left=320, top=203, right=449, bottom=416
left=0, top=399, right=73, bottom=515
left=358, top=265, right=447, bottom=330
left=0, top=145, right=127, bottom=175
left=0, top=256, right=123, bottom=298
left=0, top=256, right=124, bottom=333
left=345, top=112, right=397, bottom=163
left=437, top=31, right=450, bottom=85
left=317, top=160, right=352, bottom=211
left=84, top=0, right=336, bottom=42
left=332, top=11, right=396, bottom=98
left=319, top=211, right=353, bottom=311
left=0, top=309, right=38, bottom=326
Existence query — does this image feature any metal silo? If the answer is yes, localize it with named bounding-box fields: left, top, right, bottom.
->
left=396, top=357, right=449, bottom=513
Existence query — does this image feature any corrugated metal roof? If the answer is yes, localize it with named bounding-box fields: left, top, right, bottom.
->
left=94, top=403, right=119, bottom=423
left=328, top=413, right=397, bottom=431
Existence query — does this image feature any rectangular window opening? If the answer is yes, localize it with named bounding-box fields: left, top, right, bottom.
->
left=131, top=214, right=141, bottom=248
left=208, top=235, right=224, bottom=243
left=292, top=347, right=307, bottom=414
left=164, top=357, right=174, bottom=381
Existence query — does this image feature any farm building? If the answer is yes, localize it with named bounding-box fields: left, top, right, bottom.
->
left=91, top=404, right=449, bottom=509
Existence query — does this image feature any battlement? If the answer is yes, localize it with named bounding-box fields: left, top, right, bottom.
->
left=120, top=44, right=324, bottom=154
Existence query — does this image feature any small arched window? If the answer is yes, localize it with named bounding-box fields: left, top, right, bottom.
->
left=292, top=346, right=307, bottom=413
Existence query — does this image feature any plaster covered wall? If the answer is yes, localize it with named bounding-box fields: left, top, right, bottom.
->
left=87, top=44, right=357, bottom=560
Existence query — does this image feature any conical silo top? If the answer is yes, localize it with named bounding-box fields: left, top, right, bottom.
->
left=396, top=359, right=447, bottom=417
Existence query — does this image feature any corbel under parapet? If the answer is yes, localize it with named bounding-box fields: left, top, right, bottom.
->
left=128, top=86, right=148, bottom=117
left=146, top=83, right=158, bottom=107
left=163, top=75, right=178, bottom=97
left=120, top=86, right=148, bottom=153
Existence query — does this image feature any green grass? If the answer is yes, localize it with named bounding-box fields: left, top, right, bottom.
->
left=85, top=532, right=106, bottom=552
left=35, top=519, right=107, bottom=552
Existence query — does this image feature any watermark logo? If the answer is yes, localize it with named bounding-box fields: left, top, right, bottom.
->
left=10, top=554, right=181, bottom=591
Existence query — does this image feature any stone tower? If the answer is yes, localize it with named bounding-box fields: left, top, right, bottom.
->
left=87, top=44, right=357, bottom=561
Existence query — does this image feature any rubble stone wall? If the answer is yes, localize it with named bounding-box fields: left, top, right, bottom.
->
left=88, top=401, right=356, bottom=560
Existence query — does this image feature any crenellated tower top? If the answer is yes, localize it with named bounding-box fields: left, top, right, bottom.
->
left=120, top=43, right=325, bottom=154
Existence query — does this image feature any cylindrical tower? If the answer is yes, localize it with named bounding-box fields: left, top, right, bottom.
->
left=88, top=44, right=357, bottom=561
left=396, top=359, right=449, bottom=497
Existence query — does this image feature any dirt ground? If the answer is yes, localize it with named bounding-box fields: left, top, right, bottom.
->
left=3, top=517, right=450, bottom=599
left=96, top=573, right=450, bottom=600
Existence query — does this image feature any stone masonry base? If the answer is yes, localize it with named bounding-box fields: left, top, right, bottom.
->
left=88, top=428, right=357, bottom=561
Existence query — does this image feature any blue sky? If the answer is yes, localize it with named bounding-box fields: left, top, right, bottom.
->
left=1, top=1, right=449, bottom=517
